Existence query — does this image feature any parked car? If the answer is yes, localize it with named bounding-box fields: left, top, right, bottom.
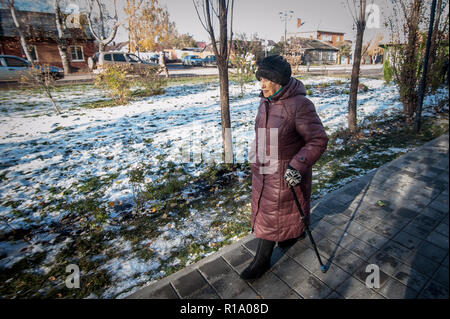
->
left=88, top=51, right=158, bottom=73
left=148, top=53, right=159, bottom=64
left=202, top=55, right=217, bottom=67
left=181, top=55, right=203, bottom=66
left=0, top=55, right=64, bottom=82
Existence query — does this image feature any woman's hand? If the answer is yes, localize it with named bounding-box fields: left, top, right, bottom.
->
left=284, top=165, right=302, bottom=187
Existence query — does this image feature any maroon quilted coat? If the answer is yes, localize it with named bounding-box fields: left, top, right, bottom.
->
left=250, top=77, right=328, bottom=242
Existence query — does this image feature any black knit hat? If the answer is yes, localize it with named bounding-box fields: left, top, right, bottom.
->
left=255, top=55, right=291, bottom=86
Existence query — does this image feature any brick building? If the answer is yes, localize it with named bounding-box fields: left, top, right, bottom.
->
left=289, top=30, right=346, bottom=47
left=0, top=9, right=95, bottom=72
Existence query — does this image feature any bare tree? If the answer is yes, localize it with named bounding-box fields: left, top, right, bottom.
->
left=193, top=0, right=234, bottom=163
left=87, top=0, right=120, bottom=52
left=347, top=0, right=369, bottom=134
left=385, top=0, right=448, bottom=122
left=5, top=0, right=33, bottom=62
left=54, top=0, right=71, bottom=75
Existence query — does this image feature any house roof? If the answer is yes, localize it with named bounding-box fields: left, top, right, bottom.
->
left=0, top=9, right=94, bottom=40
left=288, top=37, right=339, bottom=51
left=294, top=30, right=345, bottom=35
left=317, top=30, right=345, bottom=35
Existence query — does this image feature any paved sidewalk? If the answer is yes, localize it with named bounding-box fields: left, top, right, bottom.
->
left=127, top=133, right=449, bottom=299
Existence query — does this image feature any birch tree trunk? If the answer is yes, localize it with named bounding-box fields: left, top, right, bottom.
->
left=54, top=0, right=71, bottom=75
left=194, top=0, right=234, bottom=163
left=8, top=0, right=33, bottom=62
left=348, top=0, right=366, bottom=134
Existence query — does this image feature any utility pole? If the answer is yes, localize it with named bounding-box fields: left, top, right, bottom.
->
left=414, top=0, right=437, bottom=133
left=279, top=10, right=294, bottom=54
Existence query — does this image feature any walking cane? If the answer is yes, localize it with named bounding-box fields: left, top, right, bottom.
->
left=289, top=185, right=328, bottom=273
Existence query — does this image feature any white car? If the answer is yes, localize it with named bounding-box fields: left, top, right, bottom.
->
left=88, top=51, right=158, bottom=74
left=0, top=55, right=64, bottom=82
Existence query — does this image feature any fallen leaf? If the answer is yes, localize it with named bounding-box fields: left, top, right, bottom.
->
left=377, top=200, right=386, bottom=207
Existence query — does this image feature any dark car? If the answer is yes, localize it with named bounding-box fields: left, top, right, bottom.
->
left=202, top=55, right=217, bottom=67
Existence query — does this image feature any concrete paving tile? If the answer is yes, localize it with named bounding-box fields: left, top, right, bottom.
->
left=322, top=213, right=351, bottom=229
left=291, top=247, right=329, bottom=273
left=271, top=256, right=311, bottom=289
left=222, top=245, right=254, bottom=273
left=442, top=254, right=449, bottom=268
left=326, top=290, right=345, bottom=299
left=378, top=278, right=419, bottom=299
left=432, top=265, right=449, bottom=287
left=319, top=227, right=350, bottom=245
left=357, top=228, right=390, bottom=249
left=403, top=252, right=441, bottom=277
left=414, top=214, right=442, bottom=230
left=419, top=206, right=447, bottom=221
left=391, top=207, right=420, bottom=220
left=415, top=241, right=448, bottom=264
left=331, top=247, right=366, bottom=275
left=392, top=231, right=423, bottom=251
left=429, top=197, right=449, bottom=213
left=418, top=280, right=449, bottom=299
left=344, top=222, right=370, bottom=238
left=251, top=271, right=301, bottom=299
left=294, top=274, right=333, bottom=299
left=199, top=257, right=258, bottom=299
left=187, top=285, right=221, bottom=299
left=342, top=237, right=378, bottom=261
left=316, top=237, right=340, bottom=259
left=393, top=263, right=429, bottom=292
left=172, top=269, right=217, bottom=299
left=312, top=262, right=352, bottom=290
left=335, top=276, right=370, bottom=299
left=426, top=231, right=449, bottom=250
left=285, top=240, right=310, bottom=258
left=367, top=251, right=402, bottom=276
left=132, top=283, right=179, bottom=299
left=380, top=240, right=414, bottom=262
left=402, top=221, right=433, bottom=239
left=311, top=219, right=336, bottom=237
left=434, top=222, right=449, bottom=237
left=373, top=222, right=403, bottom=238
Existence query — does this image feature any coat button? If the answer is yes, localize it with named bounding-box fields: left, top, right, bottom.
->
left=299, top=156, right=305, bottom=162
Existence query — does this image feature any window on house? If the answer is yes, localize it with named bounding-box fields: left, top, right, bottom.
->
left=70, top=46, right=84, bottom=61
left=29, top=46, right=38, bottom=62
left=104, top=54, right=112, bottom=61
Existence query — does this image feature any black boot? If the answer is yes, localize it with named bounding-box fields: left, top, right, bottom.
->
left=240, top=239, right=275, bottom=280
left=277, top=232, right=306, bottom=249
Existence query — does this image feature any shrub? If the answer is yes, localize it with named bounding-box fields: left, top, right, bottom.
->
left=94, top=64, right=132, bottom=104
left=383, top=58, right=393, bottom=84
left=133, top=65, right=167, bottom=96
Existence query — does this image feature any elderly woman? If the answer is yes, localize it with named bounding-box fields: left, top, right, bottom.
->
left=241, top=55, right=329, bottom=280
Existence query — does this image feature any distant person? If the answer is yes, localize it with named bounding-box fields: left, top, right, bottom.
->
left=305, top=53, right=311, bottom=72
left=159, top=51, right=169, bottom=78
left=240, top=55, right=328, bottom=280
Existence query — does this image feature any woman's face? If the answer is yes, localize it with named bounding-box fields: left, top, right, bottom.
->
left=259, top=77, right=282, bottom=98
